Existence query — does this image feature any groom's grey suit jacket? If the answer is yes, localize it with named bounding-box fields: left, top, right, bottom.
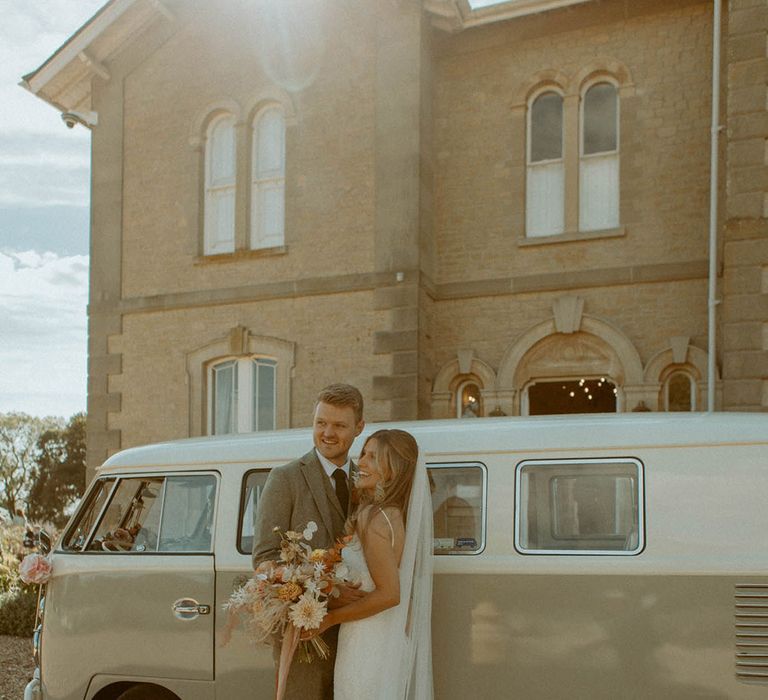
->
left=252, top=448, right=356, bottom=567
left=252, top=449, right=355, bottom=700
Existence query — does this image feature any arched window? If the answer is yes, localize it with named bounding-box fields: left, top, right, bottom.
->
left=457, top=380, right=483, bottom=418
left=579, top=81, right=619, bottom=232
left=204, top=114, right=236, bottom=255
left=664, top=371, right=695, bottom=412
left=526, top=90, right=564, bottom=237
left=209, top=356, right=277, bottom=434
left=251, top=105, right=286, bottom=249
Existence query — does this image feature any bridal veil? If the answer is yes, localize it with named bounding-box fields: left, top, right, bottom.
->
left=380, top=453, right=434, bottom=699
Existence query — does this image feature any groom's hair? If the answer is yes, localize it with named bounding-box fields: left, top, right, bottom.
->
left=315, top=383, right=364, bottom=424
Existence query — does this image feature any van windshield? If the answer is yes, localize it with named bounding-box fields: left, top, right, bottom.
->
left=62, top=474, right=217, bottom=553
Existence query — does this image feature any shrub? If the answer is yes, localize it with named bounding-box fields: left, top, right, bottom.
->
left=0, top=522, right=40, bottom=637
left=0, top=586, right=37, bottom=636
left=0, top=523, right=26, bottom=592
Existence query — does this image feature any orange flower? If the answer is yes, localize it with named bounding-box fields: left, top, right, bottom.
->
left=278, top=582, right=303, bottom=602
left=323, top=548, right=341, bottom=566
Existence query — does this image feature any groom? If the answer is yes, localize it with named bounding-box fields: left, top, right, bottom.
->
left=252, top=383, right=366, bottom=700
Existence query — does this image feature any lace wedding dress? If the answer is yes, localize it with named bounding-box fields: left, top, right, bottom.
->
left=333, top=457, right=434, bottom=700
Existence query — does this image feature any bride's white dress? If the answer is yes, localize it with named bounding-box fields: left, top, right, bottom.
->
left=333, top=457, right=434, bottom=700
left=334, top=533, right=406, bottom=700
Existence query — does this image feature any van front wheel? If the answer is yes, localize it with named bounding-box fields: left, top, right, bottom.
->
left=115, top=684, right=179, bottom=700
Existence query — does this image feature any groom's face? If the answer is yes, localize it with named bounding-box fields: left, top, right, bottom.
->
left=312, top=401, right=364, bottom=467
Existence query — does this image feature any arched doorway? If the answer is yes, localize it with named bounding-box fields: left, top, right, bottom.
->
left=497, top=311, right=644, bottom=416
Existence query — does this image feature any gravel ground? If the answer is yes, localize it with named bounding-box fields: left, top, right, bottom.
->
left=0, top=635, right=34, bottom=700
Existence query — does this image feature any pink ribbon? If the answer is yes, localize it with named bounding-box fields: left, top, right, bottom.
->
left=275, top=624, right=301, bottom=700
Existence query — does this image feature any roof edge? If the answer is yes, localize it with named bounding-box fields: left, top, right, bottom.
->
left=22, top=0, right=135, bottom=97
left=425, top=0, right=596, bottom=32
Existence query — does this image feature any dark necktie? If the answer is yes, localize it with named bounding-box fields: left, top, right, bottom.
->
left=332, top=468, right=349, bottom=518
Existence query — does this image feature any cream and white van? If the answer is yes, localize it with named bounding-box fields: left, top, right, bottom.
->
left=26, top=413, right=768, bottom=699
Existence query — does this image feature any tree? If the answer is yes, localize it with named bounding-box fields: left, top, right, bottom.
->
left=0, top=413, right=62, bottom=519
left=27, top=413, right=86, bottom=527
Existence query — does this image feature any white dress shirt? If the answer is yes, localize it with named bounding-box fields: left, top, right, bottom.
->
left=315, top=448, right=351, bottom=495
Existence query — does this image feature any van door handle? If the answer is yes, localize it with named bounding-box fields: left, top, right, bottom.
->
left=172, top=598, right=211, bottom=620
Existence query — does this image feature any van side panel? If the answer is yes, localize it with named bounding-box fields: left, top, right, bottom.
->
left=433, top=574, right=765, bottom=699
left=41, top=555, right=215, bottom=700
left=214, top=570, right=276, bottom=696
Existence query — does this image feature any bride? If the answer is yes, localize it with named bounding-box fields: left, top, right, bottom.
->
left=307, top=429, right=433, bottom=699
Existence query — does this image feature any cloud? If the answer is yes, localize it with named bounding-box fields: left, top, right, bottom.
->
left=0, top=0, right=105, bottom=136
left=0, top=5, right=99, bottom=417
left=0, top=249, right=88, bottom=417
left=0, top=3, right=97, bottom=208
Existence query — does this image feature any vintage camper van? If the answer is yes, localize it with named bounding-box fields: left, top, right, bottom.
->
left=25, top=413, right=768, bottom=699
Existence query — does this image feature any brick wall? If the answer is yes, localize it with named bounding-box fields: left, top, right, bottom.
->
left=86, top=0, right=768, bottom=472
left=722, top=0, right=768, bottom=410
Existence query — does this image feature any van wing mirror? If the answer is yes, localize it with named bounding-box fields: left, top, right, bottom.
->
left=37, top=529, right=52, bottom=555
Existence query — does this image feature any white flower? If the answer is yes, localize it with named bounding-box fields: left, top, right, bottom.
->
left=303, top=521, right=318, bottom=541
left=313, top=562, right=325, bottom=578
left=305, top=578, right=319, bottom=595
left=288, top=593, right=327, bottom=630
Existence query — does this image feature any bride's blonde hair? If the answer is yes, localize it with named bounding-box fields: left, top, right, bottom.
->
left=349, top=429, right=419, bottom=535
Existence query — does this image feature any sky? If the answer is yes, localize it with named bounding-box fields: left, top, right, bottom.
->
left=0, top=0, right=104, bottom=418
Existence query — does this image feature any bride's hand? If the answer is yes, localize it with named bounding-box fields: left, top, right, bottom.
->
left=328, top=582, right=365, bottom=609
left=301, top=614, right=334, bottom=641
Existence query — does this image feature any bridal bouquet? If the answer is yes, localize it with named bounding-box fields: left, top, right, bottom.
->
left=222, top=521, right=353, bottom=700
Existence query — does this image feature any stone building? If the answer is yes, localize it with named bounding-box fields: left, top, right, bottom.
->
left=23, top=0, right=768, bottom=472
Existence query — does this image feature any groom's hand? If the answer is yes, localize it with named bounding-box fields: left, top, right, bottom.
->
left=328, top=583, right=365, bottom=609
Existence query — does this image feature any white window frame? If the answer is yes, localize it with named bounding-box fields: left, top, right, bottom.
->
left=526, top=88, right=565, bottom=238
left=207, top=356, right=277, bottom=435
left=515, top=457, right=645, bottom=556
left=250, top=104, right=286, bottom=250
left=204, top=113, right=237, bottom=255
left=210, top=359, right=238, bottom=435
left=428, top=462, right=488, bottom=556
left=579, top=79, right=620, bottom=232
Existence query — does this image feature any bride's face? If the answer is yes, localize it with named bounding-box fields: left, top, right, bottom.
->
left=356, top=438, right=390, bottom=493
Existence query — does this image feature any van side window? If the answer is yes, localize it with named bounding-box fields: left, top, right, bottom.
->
left=63, top=474, right=217, bottom=554
left=515, top=458, right=644, bottom=555
left=238, top=470, right=270, bottom=554
left=237, top=466, right=488, bottom=556
left=158, top=475, right=217, bottom=552
left=62, top=477, right=116, bottom=551
left=429, top=463, right=486, bottom=555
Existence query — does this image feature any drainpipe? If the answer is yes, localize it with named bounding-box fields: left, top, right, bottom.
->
left=707, top=0, right=722, bottom=412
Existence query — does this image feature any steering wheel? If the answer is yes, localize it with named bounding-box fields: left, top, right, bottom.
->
left=101, top=537, right=134, bottom=552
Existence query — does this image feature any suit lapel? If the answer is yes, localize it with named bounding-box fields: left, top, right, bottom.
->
left=299, top=450, right=337, bottom=537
